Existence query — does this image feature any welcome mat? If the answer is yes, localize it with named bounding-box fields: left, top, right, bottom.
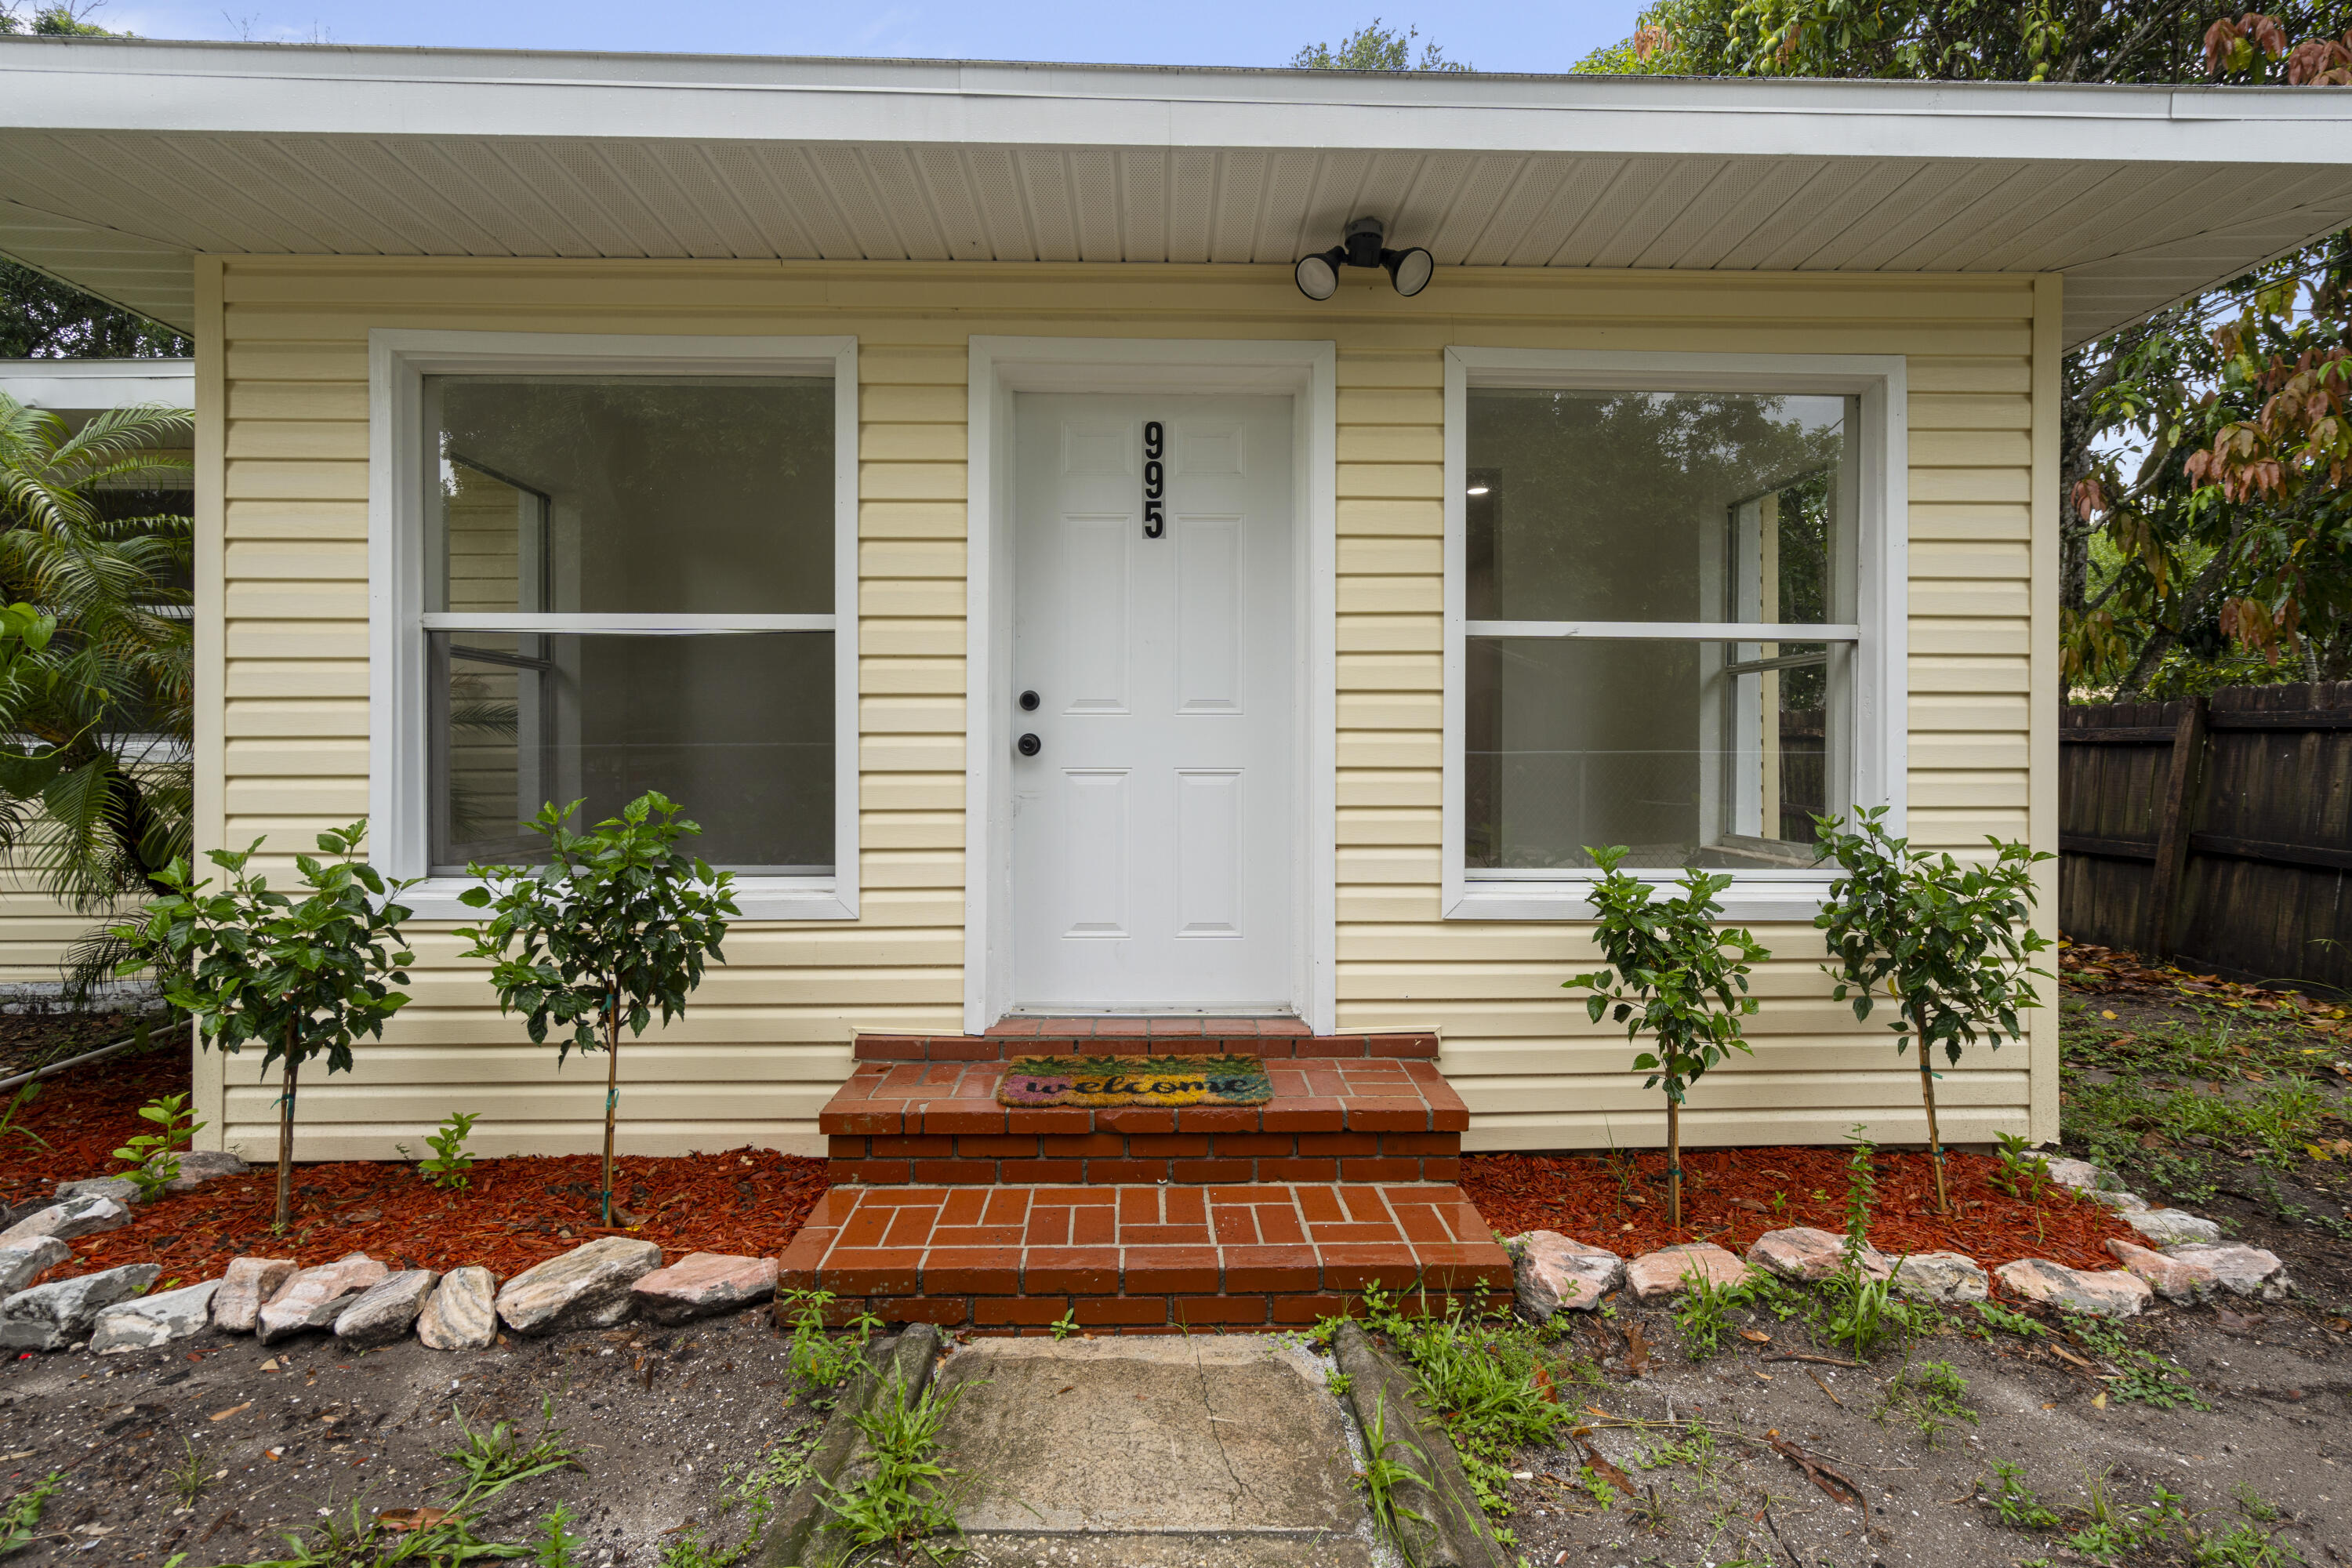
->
left=996, top=1054, right=1274, bottom=1109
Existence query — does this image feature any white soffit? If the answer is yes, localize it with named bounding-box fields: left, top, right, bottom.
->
left=5, top=36, right=2352, bottom=345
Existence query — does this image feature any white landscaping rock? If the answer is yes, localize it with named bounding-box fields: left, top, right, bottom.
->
left=2104, top=1238, right=2216, bottom=1303
left=0, top=1237, right=69, bottom=1295
left=418, top=1266, right=499, bottom=1351
left=2163, top=1243, right=2291, bottom=1302
left=2125, top=1208, right=2223, bottom=1247
left=1506, top=1233, right=1625, bottom=1319
left=91, top=1280, right=220, bottom=1355
left=1994, top=1258, right=2152, bottom=1318
left=1625, top=1243, right=1750, bottom=1302
left=2088, top=1189, right=2151, bottom=1214
left=2044, top=1157, right=2121, bottom=1195
left=256, top=1253, right=388, bottom=1345
left=633, top=1253, right=777, bottom=1326
left=0, top=1192, right=132, bottom=1248
left=1745, top=1227, right=1890, bottom=1283
left=496, top=1237, right=662, bottom=1336
left=335, top=1269, right=438, bottom=1348
left=0, top=1263, right=161, bottom=1350
left=161, top=1151, right=249, bottom=1193
left=210, top=1256, right=297, bottom=1334
left=1891, top=1251, right=1991, bottom=1305
left=56, top=1177, right=143, bottom=1206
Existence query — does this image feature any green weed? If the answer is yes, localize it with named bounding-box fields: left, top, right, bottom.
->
left=1876, top=1358, right=1977, bottom=1446
left=1358, top=1284, right=1575, bottom=1514
left=776, top=1288, right=883, bottom=1394
left=1972, top=1301, right=2042, bottom=1338
left=1357, top=1390, right=1436, bottom=1568
left=1672, top=1265, right=1750, bottom=1361
left=442, top=1396, right=579, bottom=1492
left=815, top=1372, right=967, bottom=1564
left=2060, top=1312, right=2129, bottom=1360
left=0, top=1472, right=59, bottom=1555
left=1984, top=1461, right=2060, bottom=1528
left=1049, top=1308, right=1078, bottom=1341
left=2110, top=1348, right=2215, bottom=1411
left=0, top=1082, right=49, bottom=1154
left=533, top=1504, right=584, bottom=1568
left=169, top=1436, right=208, bottom=1507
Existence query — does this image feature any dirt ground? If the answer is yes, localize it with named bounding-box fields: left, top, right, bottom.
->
left=0, top=1312, right=820, bottom=1566
left=1499, top=1283, right=2350, bottom=1568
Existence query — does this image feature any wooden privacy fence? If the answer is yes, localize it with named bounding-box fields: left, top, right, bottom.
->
left=2060, top=681, right=2352, bottom=993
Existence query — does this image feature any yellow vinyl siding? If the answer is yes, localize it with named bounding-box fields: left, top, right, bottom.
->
left=196, top=258, right=2053, bottom=1162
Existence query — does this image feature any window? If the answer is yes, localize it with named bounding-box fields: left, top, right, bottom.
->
left=1442, top=349, right=1905, bottom=921
left=372, top=334, right=858, bottom=920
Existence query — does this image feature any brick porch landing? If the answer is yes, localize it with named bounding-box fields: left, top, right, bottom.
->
left=801, top=1020, right=1512, bottom=1333
left=822, top=1055, right=1468, bottom=1185
left=777, top=1181, right=1511, bottom=1331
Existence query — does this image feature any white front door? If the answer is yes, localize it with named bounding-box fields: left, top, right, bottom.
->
left=1011, top=393, right=1297, bottom=1013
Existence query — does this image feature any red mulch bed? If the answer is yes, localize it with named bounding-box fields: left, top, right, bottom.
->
left=4, top=1047, right=831, bottom=1284
left=1458, top=1145, right=2140, bottom=1272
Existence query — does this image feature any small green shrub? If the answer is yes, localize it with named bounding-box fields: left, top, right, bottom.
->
left=2111, top=1348, right=2214, bottom=1411
left=113, top=1092, right=205, bottom=1201
left=0, top=1471, right=59, bottom=1555
left=816, top=1373, right=966, bottom=1563
left=417, top=1109, right=481, bottom=1191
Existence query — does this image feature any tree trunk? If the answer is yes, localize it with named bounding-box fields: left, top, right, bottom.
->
left=601, top=986, right=620, bottom=1227
left=1666, top=1098, right=1682, bottom=1230
left=1916, top=1045, right=1949, bottom=1216
left=275, top=1031, right=299, bottom=1233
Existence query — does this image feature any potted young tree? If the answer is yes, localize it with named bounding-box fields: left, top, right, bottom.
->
left=1566, top=847, right=1770, bottom=1229
left=457, top=792, right=736, bottom=1226
left=113, top=822, right=416, bottom=1231
left=1811, top=808, right=2053, bottom=1214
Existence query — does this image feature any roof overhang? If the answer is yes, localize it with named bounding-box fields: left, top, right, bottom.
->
left=7, top=35, right=2352, bottom=347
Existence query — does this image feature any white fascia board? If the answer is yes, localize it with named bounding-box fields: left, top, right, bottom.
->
left=6, top=38, right=2352, bottom=168
left=0, top=358, right=193, bottom=412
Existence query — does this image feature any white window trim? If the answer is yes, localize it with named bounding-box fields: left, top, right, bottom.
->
left=1441, top=346, right=1907, bottom=924
left=367, top=328, right=860, bottom=921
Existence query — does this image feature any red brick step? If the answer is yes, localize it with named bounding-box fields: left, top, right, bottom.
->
left=821, top=1056, right=1468, bottom=1185
left=778, top=1181, right=1512, bottom=1334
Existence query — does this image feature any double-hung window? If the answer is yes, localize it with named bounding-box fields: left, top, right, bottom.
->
left=371, top=333, right=859, bottom=920
left=1442, top=349, right=1905, bottom=921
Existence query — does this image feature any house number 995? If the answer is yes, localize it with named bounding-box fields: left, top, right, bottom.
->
left=1142, top=420, right=1166, bottom=539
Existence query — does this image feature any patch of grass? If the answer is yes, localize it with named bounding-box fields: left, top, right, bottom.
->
left=1633, top=1422, right=1726, bottom=1480
left=815, top=1372, right=967, bottom=1565
left=169, top=1437, right=209, bottom=1508
left=2049, top=1473, right=2303, bottom=1568
left=532, top=1504, right=584, bottom=1568
left=1875, top=1358, right=1977, bottom=1446
left=1358, top=1284, right=1578, bottom=1515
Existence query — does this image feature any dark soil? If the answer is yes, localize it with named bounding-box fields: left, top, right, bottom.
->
left=1506, top=1291, right=2352, bottom=1568
left=0, top=1311, right=822, bottom=1566
left=0, top=1009, right=172, bottom=1083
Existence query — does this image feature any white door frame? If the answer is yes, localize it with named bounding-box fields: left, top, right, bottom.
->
left=966, top=336, right=1338, bottom=1034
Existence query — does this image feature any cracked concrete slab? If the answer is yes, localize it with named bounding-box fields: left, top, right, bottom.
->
left=931, top=1335, right=1378, bottom=1566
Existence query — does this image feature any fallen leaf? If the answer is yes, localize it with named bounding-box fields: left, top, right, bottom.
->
left=1624, top=1321, right=1651, bottom=1375
left=265, top=1447, right=285, bottom=1461
left=258, top=1358, right=281, bottom=1373
left=375, top=1508, right=452, bottom=1532
left=2092, top=1392, right=2108, bottom=1410
left=1739, top=1329, right=1772, bottom=1344
left=2050, top=1345, right=2094, bottom=1370
left=1768, top=1435, right=1864, bottom=1508
left=2100, top=1010, right=2117, bottom=1020
left=209, top=1402, right=252, bottom=1422
left=1754, top=1370, right=1773, bottom=1381
left=1573, top=1435, right=1635, bottom=1497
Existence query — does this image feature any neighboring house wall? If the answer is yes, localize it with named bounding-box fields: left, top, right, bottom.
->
left=193, top=256, right=2057, bottom=1163
left=0, top=361, right=194, bottom=993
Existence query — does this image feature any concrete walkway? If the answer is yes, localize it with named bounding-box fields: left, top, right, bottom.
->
left=931, top=1335, right=1385, bottom=1567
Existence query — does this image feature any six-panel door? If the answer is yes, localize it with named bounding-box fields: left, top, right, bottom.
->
left=1011, top=394, right=1298, bottom=1012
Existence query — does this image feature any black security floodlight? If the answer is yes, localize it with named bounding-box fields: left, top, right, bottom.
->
left=1294, top=216, right=1433, bottom=300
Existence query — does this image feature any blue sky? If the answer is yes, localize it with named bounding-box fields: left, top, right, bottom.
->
left=93, top=1, right=1646, bottom=73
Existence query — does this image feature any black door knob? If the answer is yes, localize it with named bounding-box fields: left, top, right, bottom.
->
left=1017, top=733, right=1041, bottom=757
left=1019, top=690, right=1040, bottom=712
